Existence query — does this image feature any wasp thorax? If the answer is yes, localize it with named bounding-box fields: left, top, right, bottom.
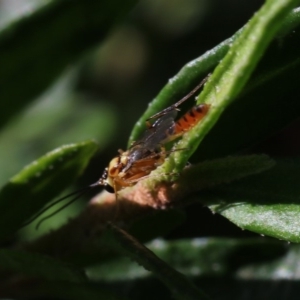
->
left=107, top=153, right=129, bottom=177
left=107, top=157, right=121, bottom=177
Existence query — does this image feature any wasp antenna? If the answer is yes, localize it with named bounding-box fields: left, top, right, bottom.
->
left=35, top=189, right=88, bottom=230
left=21, top=182, right=99, bottom=229
left=89, top=182, right=100, bottom=188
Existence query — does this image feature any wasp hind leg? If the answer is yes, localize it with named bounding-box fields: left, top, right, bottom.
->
left=110, top=179, right=127, bottom=222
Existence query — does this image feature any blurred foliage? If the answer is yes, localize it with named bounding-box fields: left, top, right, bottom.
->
left=1, top=0, right=300, bottom=299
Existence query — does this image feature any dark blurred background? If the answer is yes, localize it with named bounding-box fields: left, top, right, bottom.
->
left=0, top=0, right=278, bottom=239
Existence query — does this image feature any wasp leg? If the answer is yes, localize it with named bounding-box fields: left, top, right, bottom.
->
left=111, top=178, right=129, bottom=221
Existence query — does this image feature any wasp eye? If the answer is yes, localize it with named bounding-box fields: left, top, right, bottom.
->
left=104, top=184, right=115, bottom=193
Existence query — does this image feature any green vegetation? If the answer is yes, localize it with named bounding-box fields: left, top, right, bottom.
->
left=0, top=0, right=300, bottom=299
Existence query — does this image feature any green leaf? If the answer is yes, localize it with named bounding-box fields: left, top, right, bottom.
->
left=106, top=224, right=209, bottom=300
left=169, top=0, right=300, bottom=172
left=197, top=17, right=300, bottom=159
left=0, top=140, right=98, bottom=240
left=130, top=6, right=300, bottom=165
left=0, top=0, right=137, bottom=128
left=179, top=154, right=275, bottom=192
left=206, top=158, right=300, bottom=243
left=0, top=248, right=86, bottom=282
left=141, top=154, right=275, bottom=209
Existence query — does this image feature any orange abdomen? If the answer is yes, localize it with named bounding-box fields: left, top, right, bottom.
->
left=174, top=103, right=210, bottom=135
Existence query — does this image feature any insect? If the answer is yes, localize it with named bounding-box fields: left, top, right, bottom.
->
left=98, top=78, right=210, bottom=194
left=27, top=76, right=210, bottom=229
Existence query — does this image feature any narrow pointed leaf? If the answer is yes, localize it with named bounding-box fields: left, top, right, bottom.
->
left=130, top=6, right=300, bottom=165
left=179, top=154, right=275, bottom=191
left=0, top=141, right=98, bottom=240
left=170, top=0, right=300, bottom=172
left=207, top=158, right=300, bottom=242
left=88, top=237, right=284, bottom=281
left=107, top=224, right=209, bottom=300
